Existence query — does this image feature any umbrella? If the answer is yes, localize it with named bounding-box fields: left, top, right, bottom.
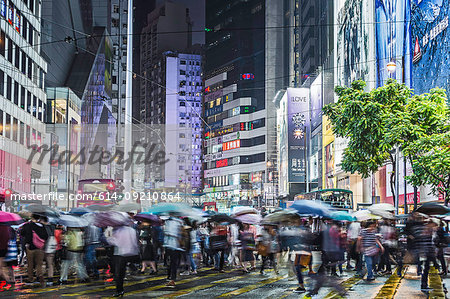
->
left=0, top=211, right=24, bottom=225
left=209, top=213, right=237, bottom=224
left=231, top=206, right=257, bottom=216
left=330, top=211, right=356, bottom=222
left=369, top=203, right=395, bottom=213
left=261, top=210, right=300, bottom=224
left=85, top=204, right=114, bottom=211
left=235, top=213, right=261, bottom=225
left=70, top=207, right=92, bottom=216
left=22, top=204, right=60, bottom=218
left=134, top=213, right=161, bottom=225
left=352, top=210, right=381, bottom=221
left=202, top=210, right=217, bottom=216
left=58, top=214, right=88, bottom=227
left=416, top=203, right=450, bottom=215
left=144, top=203, right=197, bottom=216
left=290, top=200, right=333, bottom=217
left=93, top=211, right=133, bottom=228
left=112, top=202, right=141, bottom=213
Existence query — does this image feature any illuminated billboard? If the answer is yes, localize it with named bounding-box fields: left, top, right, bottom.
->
left=287, top=88, right=310, bottom=183
left=411, top=0, right=449, bottom=95
left=336, top=0, right=376, bottom=88
left=375, top=0, right=412, bottom=87
left=310, top=74, right=322, bottom=131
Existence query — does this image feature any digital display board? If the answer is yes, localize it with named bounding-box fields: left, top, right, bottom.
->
left=411, top=0, right=449, bottom=96
left=287, top=88, right=310, bottom=183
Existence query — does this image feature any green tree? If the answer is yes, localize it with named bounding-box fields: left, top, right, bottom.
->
left=324, top=79, right=449, bottom=204
left=323, top=79, right=410, bottom=198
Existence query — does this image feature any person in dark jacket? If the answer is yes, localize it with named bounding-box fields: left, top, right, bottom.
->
left=0, top=225, right=10, bottom=282
left=20, top=214, right=48, bottom=286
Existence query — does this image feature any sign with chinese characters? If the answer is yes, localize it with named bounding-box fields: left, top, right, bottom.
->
left=287, top=88, right=310, bottom=182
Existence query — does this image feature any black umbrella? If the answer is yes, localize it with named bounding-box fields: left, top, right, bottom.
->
left=416, top=203, right=450, bottom=215
left=209, top=213, right=236, bottom=224
left=23, top=204, right=60, bottom=218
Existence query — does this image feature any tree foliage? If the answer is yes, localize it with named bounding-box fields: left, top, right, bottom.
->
left=324, top=79, right=450, bottom=204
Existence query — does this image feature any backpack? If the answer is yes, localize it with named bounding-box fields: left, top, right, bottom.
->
left=44, top=226, right=57, bottom=254
left=32, top=230, right=46, bottom=249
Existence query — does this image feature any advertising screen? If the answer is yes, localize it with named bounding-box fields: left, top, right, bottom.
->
left=411, top=0, right=449, bottom=96
left=287, top=88, right=310, bottom=183
left=310, top=75, right=323, bottom=131
left=375, top=0, right=412, bottom=87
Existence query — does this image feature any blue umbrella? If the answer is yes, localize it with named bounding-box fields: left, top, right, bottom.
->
left=290, top=200, right=333, bottom=217
left=143, top=203, right=197, bottom=216
left=70, top=207, right=92, bottom=216
left=330, top=211, right=355, bottom=222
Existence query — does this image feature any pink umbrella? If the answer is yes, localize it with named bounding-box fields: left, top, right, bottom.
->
left=0, top=211, right=24, bottom=225
left=235, top=213, right=261, bottom=225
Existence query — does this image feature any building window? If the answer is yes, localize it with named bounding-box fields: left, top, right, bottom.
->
left=0, top=30, right=4, bottom=56
left=5, top=113, right=10, bottom=138
left=113, top=5, right=119, bottom=13
left=26, top=125, right=30, bottom=147
left=21, top=50, right=26, bottom=74
left=13, top=81, right=18, bottom=105
left=7, top=38, right=12, bottom=63
left=180, top=60, right=186, bottom=65
left=6, top=76, right=11, bottom=101
left=112, top=18, right=119, bottom=27
left=180, top=70, right=186, bottom=75
left=20, top=87, right=25, bottom=109
left=19, top=121, right=24, bottom=144
left=0, top=109, right=2, bottom=136
left=0, top=70, right=3, bottom=96
left=15, top=44, right=19, bottom=68
left=12, top=118, right=17, bottom=142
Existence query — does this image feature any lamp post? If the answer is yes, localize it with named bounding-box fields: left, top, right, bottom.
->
left=387, top=60, right=408, bottom=214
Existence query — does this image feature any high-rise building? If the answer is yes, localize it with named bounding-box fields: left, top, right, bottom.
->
left=139, top=1, right=202, bottom=197
left=204, top=0, right=296, bottom=209
left=0, top=0, right=48, bottom=204
left=139, top=1, right=192, bottom=123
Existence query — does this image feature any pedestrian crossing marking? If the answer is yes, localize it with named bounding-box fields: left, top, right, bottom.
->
left=61, top=267, right=215, bottom=296
left=216, top=274, right=288, bottom=297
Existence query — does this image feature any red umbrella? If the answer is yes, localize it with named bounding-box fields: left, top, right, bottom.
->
left=0, top=211, right=24, bottom=225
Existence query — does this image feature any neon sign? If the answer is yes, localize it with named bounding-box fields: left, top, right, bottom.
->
left=216, top=159, right=228, bottom=168
left=241, top=73, right=254, bottom=80
left=222, top=140, right=240, bottom=151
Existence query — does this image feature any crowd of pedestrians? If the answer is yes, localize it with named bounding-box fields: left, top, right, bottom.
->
left=0, top=207, right=449, bottom=297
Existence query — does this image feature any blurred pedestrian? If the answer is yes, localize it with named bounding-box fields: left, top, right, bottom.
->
left=20, top=214, right=48, bottom=286
left=107, top=224, right=140, bottom=297
left=357, top=221, right=384, bottom=281
left=239, top=223, right=256, bottom=273
left=59, top=227, right=89, bottom=284
left=139, top=222, right=157, bottom=274
left=163, top=215, right=184, bottom=287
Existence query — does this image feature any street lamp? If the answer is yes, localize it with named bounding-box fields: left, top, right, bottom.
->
left=387, top=61, right=397, bottom=73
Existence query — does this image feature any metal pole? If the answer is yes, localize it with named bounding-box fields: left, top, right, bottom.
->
left=123, top=0, right=133, bottom=194
left=404, top=153, right=408, bottom=214
left=395, top=146, right=400, bottom=215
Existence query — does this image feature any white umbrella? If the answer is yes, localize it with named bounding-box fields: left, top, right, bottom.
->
left=58, top=214, right=88, bottom=227
left=352, top=210, right=381, bottom=221
left=231, top=206, right=257, bottom=216
left=369, top=203, right=395, bottom=213
left=112, top=202, right=141, bottom=213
